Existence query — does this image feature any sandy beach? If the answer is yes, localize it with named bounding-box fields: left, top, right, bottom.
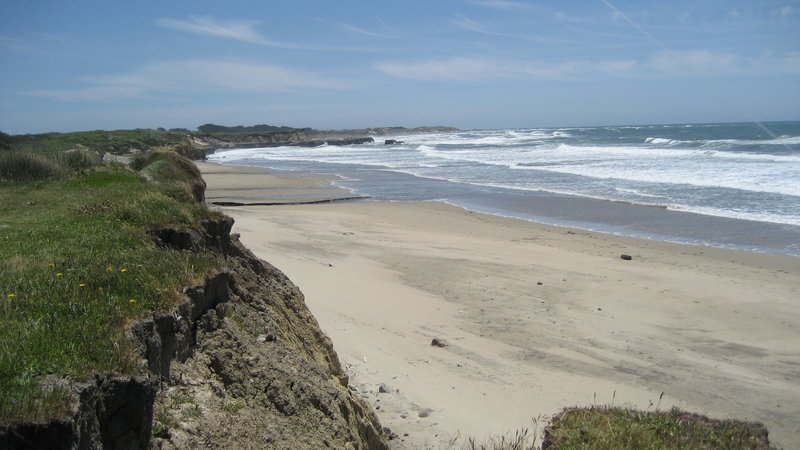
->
left=198, top=162, right=800, bottom=448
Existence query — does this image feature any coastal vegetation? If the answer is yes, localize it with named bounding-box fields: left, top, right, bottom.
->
left=196, top=123, right=308, bottom=134
left=541, top=406, right=770, bottom=449
left=0, top=149, right=217, bottom=424
left=4, top=128, right=188, bottom=154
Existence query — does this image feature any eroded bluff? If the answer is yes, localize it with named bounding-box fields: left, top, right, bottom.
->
left=147, top=217, right=389, bottom=449
left=1, top=216, right=388, bottom=450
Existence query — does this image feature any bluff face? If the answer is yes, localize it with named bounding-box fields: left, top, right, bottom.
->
left=147, top=219, right=388, bottom=449
left=1, top=216, right=389, bottom=449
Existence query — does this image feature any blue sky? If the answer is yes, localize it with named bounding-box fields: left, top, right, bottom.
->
left=1, top=0, right=799, bottom=133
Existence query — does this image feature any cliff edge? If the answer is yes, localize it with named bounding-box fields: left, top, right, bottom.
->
left=147, top=218, right=388, bottom=449
left=0, top=154, right=389, bottom=449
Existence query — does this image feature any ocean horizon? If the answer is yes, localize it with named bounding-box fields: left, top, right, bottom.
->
left=209, top=120, right=800, bottom=256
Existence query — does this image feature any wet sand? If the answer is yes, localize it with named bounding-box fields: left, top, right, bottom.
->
left=198, top=162, right=800, bottom=448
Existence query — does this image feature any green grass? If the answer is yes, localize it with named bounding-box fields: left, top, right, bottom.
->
left=466, top=429, right=536, bottom=450
left=0, top=156, right=217, bottom=425
left=5, top=129, right=187, bottom=154
left=542, top=406, right=770, bottom=449
left=0, top=149, right=104, bottom=182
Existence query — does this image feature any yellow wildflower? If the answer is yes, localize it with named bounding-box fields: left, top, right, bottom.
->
left=79, top=283, right=87, bottom=287
left=120, top=268, right=127, bottom=272
left=106, top=267, right=113, bottom=271
left=129, top=299, right=137, bottom=303
left=56, top=273, right=63, bottom=277
left=48, top=263, right=55, bottom=267
left=7, top=293, right=15, bottom=298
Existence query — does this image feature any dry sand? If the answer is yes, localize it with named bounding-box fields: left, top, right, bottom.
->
left=198, top=162, right=800, bottom=448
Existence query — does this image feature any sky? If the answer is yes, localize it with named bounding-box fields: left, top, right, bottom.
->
left=1, top=0, right=799, bottom=134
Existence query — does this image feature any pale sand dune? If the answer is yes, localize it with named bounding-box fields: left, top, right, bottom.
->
left=199, top=162, right=800, bottom=449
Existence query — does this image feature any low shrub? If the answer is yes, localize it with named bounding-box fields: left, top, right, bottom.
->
left=542, top=406, right=770, bottom=449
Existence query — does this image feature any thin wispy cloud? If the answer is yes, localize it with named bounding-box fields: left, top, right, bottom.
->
left=776, top=5, right=800, bottom=18
left=376, top=56, right=635, bottom=81
left=376, top=50, right=800, bottom=82
left=158, top=16, right=382, bottom=52
left=450, top=15, right=568, bottom=44
left=339, top=22, right=389, bottom=38
left=0, top=35, right=36, bottom=53
left=450, top=16, right=511, bottom=37
left=29, top=60, right=347, bottom=101
left=156, top=16, right=302, bottom=48
left=376, top=57, right=504, bottom=81
left=469, top=0, right=534, bottom=12
left=0, top=33, right=66, bottom=54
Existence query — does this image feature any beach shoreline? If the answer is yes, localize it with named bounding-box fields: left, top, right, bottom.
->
left=198, top=161, right=800, bottom=448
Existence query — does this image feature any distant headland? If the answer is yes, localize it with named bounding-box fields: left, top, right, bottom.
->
left=0, top=124, right=460, bottom=160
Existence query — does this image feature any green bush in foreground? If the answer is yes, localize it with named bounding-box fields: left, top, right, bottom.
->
left=0, top=159, right=216, bottom=424
left=542, top=406, right=770, bottom=449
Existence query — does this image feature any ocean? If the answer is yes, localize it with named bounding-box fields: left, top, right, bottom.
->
left=208, top=121, right=800, bottom=256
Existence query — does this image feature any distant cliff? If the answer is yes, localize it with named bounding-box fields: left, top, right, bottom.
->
left=189, top=125, right=459, bottom=155
left=2, top=125, right=459, bottom=161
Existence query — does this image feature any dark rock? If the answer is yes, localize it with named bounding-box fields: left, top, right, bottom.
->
left=384, top=140, right=404, bottom=145
left=431, top=338, right=448, bottom=348
left=0, top=375, right=156, bottom=450
left=295, top=140, right=326, bottom=147
left=620, top=254, right=633, bottom=261
left=325, top=138, right=375, bottom=146
left=129, top=271, right=230, bottom=381
left=147, top=216, right=233, bottom=253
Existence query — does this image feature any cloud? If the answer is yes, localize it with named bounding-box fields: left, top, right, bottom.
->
left=155, top=16, right=320, bottom=49
left=339, top=22, right=388, bottom=38
left=777, top=51, right=800, bottom=73
left=0, top=35, right=37, bottom=53
left=469, top=0, right=533, bottom=12
left=646, top=50, right=743, bottom=76
left=157, top=16, right=269, bottom=44
left=450, top=16, right=511, bottom=37
left=376, top=57, right=504, bottom=81
left=777, top=5, right=800, bottom=18
left=376, top=50, right=800, bottom=82
left=157, top=15, right=380, bottom=52
left=375, top=56, right=638, bottom=81
left=29, top=60, right=347, bottom=101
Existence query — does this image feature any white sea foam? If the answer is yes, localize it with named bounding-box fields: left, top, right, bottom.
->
left=210, top=124, right=800, bottom=228
left=645, top=137, right=680, bottom=145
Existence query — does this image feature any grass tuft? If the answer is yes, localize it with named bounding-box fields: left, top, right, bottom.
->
left=466, top=428, right=536, bottom=450
left=0, top=152, right=66, bottom=181
left=542, top=405, right=771, bottom=449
